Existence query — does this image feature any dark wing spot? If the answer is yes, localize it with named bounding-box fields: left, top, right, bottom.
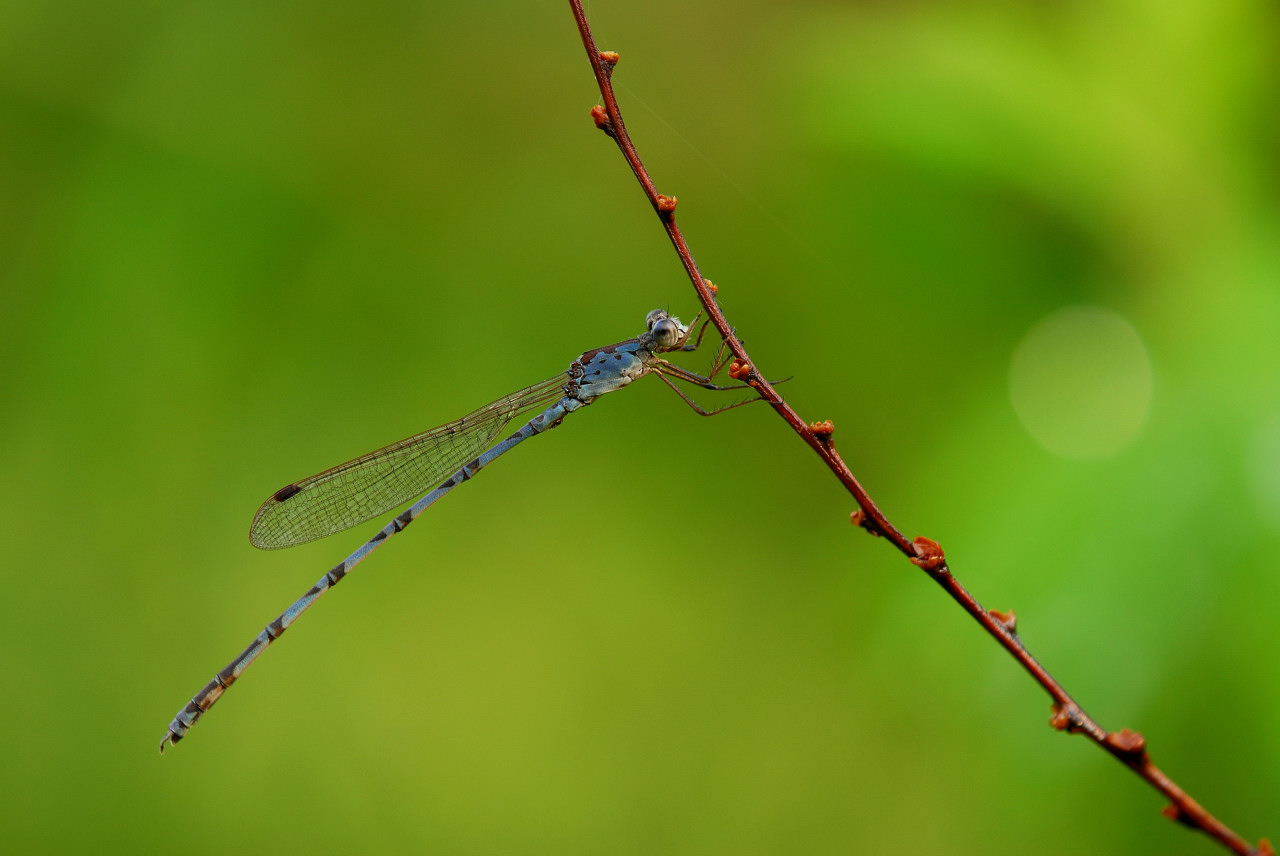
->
left=273, top=483, right=303, bottom=502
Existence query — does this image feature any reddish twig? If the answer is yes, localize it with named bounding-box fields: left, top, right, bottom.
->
left=567, top=2, right=1269, bottom=854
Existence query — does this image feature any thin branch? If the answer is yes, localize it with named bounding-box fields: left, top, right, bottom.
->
left=566, top=3, right=1270, bottom=854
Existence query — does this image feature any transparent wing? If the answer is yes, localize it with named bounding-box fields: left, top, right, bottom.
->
left=249, top=373, right=571, bottom=549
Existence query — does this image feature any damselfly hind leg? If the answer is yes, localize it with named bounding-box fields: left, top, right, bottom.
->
left=653, top=371, right=762, bottom=416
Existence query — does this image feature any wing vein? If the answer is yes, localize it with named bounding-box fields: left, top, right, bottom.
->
left=248, top=372, right=571, bottom=549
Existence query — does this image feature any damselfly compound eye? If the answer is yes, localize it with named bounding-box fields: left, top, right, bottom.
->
left=645, top=309, right=668, bottom=330
left=651, top=318, right=682, bottom=350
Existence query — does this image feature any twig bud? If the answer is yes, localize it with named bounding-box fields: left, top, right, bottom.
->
left=809, top=420, right=835, bottom=450
left=988, top=608, right=1018, bottom=634
left=850, top=508, right=883, bottom=538
left=1103, top=728, right=1147, bottom=760
left=589, top=105, right=615, bottom=138
left=1049, top=703, right=1086, bottom=734
left=910, top=536, right=946, bottom=571
left=1162, top=803, right=1199, bottom=829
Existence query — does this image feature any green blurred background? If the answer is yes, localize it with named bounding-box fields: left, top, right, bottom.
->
left=2, top=1, right=1276, bottom=853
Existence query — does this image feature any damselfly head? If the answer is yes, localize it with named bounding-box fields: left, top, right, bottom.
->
left=643, top=308, right=687, bottom=351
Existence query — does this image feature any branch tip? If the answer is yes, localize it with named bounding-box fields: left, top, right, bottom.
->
left=909, top=536, right=945, bottom=571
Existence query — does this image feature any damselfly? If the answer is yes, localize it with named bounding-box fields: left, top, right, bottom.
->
left=160, top=309, right=755, bottom=752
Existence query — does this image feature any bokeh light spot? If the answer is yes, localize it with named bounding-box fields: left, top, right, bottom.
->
left=1009, top=306, right=1153, bottom=459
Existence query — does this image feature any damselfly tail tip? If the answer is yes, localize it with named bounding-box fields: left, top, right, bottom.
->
left=158, top=731, right=177, bottom=754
